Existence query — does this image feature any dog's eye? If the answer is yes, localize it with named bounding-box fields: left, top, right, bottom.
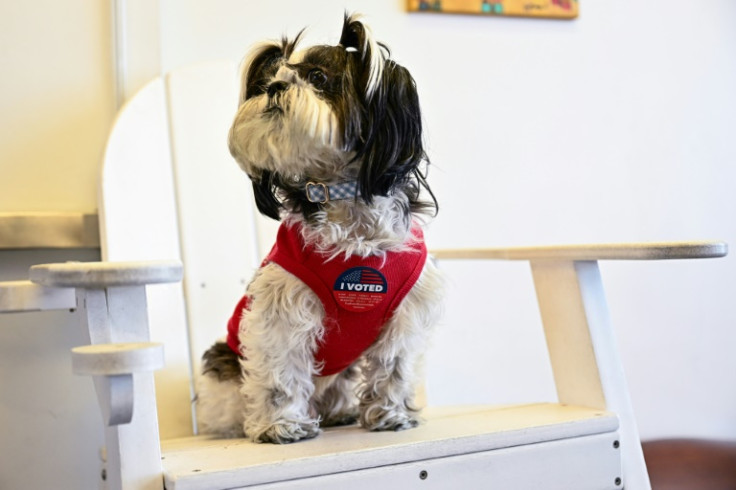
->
left=308, top=69, right=328, bottom=88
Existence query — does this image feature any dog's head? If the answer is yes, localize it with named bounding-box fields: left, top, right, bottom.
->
left=228, top=13, right=434, bottom=221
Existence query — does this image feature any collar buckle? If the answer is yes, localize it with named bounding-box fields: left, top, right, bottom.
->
left=306, top=182, right=330, bottom=204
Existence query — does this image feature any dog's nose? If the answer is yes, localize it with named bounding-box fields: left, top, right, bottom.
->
left=267, top=81, right=288, bottom=98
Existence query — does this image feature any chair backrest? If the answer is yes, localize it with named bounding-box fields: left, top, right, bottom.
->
left=99, top=61, right=278, bottom=438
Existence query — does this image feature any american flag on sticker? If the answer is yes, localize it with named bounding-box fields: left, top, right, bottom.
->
left=356, top=269, right=384, bottom=284
left=333, top=267, right=388, bottom=312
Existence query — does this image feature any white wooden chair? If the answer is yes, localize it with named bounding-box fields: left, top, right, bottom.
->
left=0, top=61, right=727, bottom=490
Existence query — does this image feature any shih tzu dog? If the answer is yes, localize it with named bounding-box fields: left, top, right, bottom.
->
left=196, top=13, right=442, bottom=444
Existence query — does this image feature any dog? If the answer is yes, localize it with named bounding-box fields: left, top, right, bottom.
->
left=196, top=13, right=442, bottom=444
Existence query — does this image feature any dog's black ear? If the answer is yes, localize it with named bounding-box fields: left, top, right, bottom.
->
left=241, top=31, right=304, bottom=101
left=354, top=60, right=436, bottom=215
left=251, top=171, right=282, bottom=221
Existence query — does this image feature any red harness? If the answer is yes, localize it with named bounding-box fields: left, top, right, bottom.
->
left=226, top=222, right=427, bottom=376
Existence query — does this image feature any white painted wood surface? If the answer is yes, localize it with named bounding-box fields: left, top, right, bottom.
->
left=72, top=342, right=165, bottom=376
left=99, top=77, right=181, bottom=264
left=99, top=73, right=196, bottom=438
left=77, top=284, right=165, bottom=490
left=431, top=241, right=728, bottom=261
left=162, top=404, right=620, bottom=490
left=163, top=61, right=276, bottom=385
left=72, top=342, right=164, bottom=428
left=236, top=432, right=621, bottom=490
left=0, top=280, right=76, bottom=312
left=429, top=242, right=727, bottom=489
left=29, top=260, right=182, bottom=288
left=1, top=264, right=183, bottom=490
left=531, top=260, right=647, bottom=489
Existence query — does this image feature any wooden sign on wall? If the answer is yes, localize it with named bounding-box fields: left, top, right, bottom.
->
left=407, top=0, right=578, bottom=19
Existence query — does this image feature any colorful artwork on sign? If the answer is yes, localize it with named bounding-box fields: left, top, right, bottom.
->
left=407, top=0, right=578, bottom=19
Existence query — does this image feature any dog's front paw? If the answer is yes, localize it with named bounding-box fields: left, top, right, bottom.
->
left=360, top=407, right=420, bottom=432
left=249, top=419, right=321, bottom=444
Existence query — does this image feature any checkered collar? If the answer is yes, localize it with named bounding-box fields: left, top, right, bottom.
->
left=305, top=181, right=358, bottom=204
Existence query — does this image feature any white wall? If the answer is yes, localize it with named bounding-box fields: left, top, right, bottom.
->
left=159, top=0, right=736, bottom=441
left=0, top=0, right=114, bottom=213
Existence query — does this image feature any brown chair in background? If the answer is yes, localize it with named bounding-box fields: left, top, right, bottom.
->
left=643, top=439, right=736, bottom=489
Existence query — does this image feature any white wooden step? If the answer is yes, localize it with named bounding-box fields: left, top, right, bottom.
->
left=162, top=403, right=620, bottom=490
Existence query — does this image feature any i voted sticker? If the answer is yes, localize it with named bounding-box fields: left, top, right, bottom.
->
left=333, top=267, right=387, bottom=312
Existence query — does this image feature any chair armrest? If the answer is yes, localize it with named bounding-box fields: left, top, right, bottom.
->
left=431, top=241, right=728, bottom=261
left=1, top=261, right=181, bottom=313
left=29, top=260, right=183, bottom=288
left=431, top=239, right=726, bottom=490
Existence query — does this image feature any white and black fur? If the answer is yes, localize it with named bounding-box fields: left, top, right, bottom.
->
left=196, top=13, right=442, bottom=444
